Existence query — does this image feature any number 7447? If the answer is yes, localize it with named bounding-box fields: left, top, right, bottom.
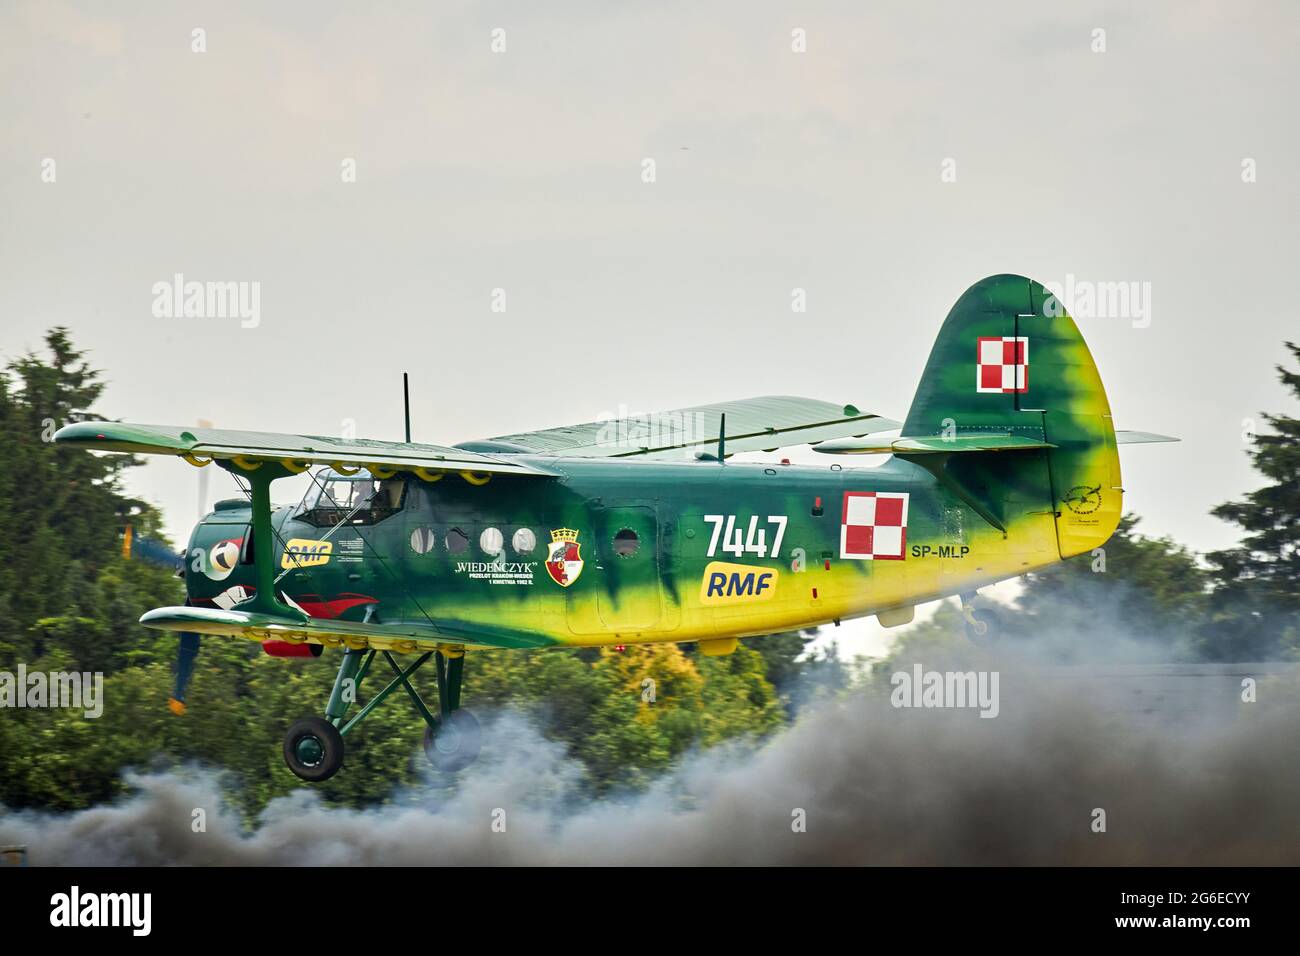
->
left=702, top=514, right=788, bottom=559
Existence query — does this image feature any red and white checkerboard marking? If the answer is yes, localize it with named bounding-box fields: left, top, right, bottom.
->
left=977, top=336, right=1028, bottom=393
left=841, top=491, right=909, bottom=560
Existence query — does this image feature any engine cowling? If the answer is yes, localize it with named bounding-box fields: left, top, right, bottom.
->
left=261, top=640, right=323, bottom=658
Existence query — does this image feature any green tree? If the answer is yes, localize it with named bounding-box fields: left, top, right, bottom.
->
left=0, top=330, right=167, bottom=639
left=0, top=331, right=184, bottom=809
left=1204, top=342, right=1300, bottom=660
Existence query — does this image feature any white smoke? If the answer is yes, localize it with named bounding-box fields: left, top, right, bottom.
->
left=4, top=652, right=1299, bottom=865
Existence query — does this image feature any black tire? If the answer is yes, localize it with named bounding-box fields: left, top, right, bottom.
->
left=422, top=709, right=482, bottom=772
left=964, top=605, right=1002, bottom=645
left=283, top=716, right=345, bottom=782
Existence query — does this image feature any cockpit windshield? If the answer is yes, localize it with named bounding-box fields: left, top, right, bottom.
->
left=295, top=468, right=406, bottom=527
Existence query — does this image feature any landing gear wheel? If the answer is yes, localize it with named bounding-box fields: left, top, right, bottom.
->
left=283, top=716, right=345, bottom=782
left=963, top=605, right=1002, bottom=645
left=423, top=709, right=482, bottom=772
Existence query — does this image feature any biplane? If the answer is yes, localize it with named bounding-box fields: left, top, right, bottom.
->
left=56, top=274, right=1175, bottom=780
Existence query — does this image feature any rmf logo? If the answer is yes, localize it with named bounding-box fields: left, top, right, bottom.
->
left=281, top=538, right=333, bottom=570
left=700, top=562, right=778, bottom=606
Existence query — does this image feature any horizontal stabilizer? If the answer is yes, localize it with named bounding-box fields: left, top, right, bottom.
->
left=1115, top=430, right=1179, bottom=444
left=140, top=605, right=553, bottom=651
left=812, top=433, right=1056, bottom=455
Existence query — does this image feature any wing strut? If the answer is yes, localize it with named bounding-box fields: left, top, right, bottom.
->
left=235, top=461, right=309, bottom=620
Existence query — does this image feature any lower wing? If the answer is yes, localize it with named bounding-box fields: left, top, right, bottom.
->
left=141, top=605, right=556, bottom=652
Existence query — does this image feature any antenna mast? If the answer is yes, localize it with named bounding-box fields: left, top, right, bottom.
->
left=403, top=372, right=412, bottom=443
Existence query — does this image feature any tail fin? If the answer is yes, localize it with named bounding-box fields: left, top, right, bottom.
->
left=902, top=274, right=1121, bottom=558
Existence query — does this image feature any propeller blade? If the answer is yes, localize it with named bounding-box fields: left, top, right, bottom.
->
left=169, top=632, right=201, bottom=715
left=122, top=524, right=186, bottom=574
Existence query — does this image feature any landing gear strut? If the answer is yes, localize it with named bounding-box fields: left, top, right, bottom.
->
left=960, top=592, right=1001, bottom=645
left=282, top=644, right=478, bottom=781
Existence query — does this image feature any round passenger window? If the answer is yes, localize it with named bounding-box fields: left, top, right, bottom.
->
left=410, top=527, right=436, bottom=555
left=512, top=528, right=537, bottom=554
left=612, top=528, right=640, bottom=557
left=480, top=527, right=504, bottom=556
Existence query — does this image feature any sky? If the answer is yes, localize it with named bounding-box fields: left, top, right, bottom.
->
left=2, top=0, right=1296, bottom=658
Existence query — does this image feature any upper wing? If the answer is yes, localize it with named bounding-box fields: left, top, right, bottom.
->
left=55, top=397, right=903, bottom=472
left=473, top=395, right=899, bottom=459
left=54, top=421, right=556, bottom=477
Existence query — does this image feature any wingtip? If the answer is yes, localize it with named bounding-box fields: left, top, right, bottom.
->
left=52, top=420, right=108, bottom=445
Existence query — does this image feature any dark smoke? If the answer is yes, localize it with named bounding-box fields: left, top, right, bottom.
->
left=3, top=641, right=1299, bottom=865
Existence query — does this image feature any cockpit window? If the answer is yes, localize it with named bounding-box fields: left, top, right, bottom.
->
left=296, top=469, right=406, bottom=527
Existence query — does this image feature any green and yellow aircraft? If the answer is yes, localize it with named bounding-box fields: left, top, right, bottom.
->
left=57, top=274, right=1174, bottom=780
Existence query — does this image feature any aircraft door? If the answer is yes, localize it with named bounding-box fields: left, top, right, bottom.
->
left=568, top=502, right=669, bottom=634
